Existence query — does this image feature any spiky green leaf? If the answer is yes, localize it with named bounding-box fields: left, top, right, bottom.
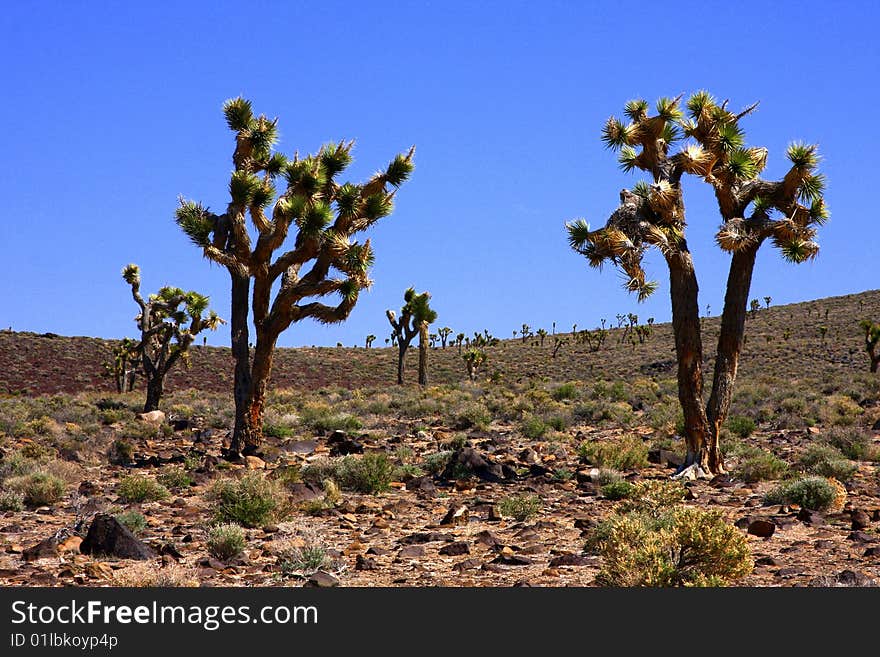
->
left=619, top=146, right=639, bottom=172
left=565, top=219, right=592, bottom=250
left=798, top=173, right=825, bottom=203
left=656, top=97, right=683, bottom=122
left=250, top=180, right=276, bottom=209
left=624, top=99, right=648, bottom=121
left=229, top=171, right=261, bottom=205
left=686, top=90, right=715, bottom=119
left=320, top=141, right=354, bottom=178
left=385, top=152, right=415, bottom=186
left=175, top=201, right=214, bottom=248
left=121, top=263, right=140, bottom=286
left=601, top=117, right=633, bottom=150
left=222, top=97, right=253, bottom=132
left=727, top=148, right=759, bottom=180
left=716, top=122, right=744, bottom=153
left=335, top=183, right=361, bottom=217
left=363, top=193, right=394, bottom=221
left=786, top=141, right=819, bottom=170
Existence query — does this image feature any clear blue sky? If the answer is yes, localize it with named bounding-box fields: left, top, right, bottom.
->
left=1, top=1, right=877, bottom=347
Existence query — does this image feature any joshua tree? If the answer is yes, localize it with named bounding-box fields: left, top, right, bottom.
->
left=860, top=320, right=880, bottom=373
left=103, top=337, right=141, bottom=393
left=763, top=296, right=772, bottom=309
left=437, top=326, right=452, bottom=348
left=455, top=332, right=466, bottom=354
left=122, top=264, right=223, bottom=412
left=176, top=97, right=414, bottom=454
left=365, top=334, right=376, bottom=349
left=520, top=324, right=531, bottom=344
left=552, top=336, right=567, bottom=358
left=749, top=299, right=761, bottom=316
left=386, top=288, right=436, bottom=385
left=462, top=348, right=486, bottom=382
left=567, top=92, right=826, bottom=475
left=536, top=328, right=547, bottom=346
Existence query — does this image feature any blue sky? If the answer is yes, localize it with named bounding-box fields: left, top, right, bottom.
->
left=1, top=1, right=877, bottom=347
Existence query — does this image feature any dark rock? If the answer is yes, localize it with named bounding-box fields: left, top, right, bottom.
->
left=747, top=520, right=776, bottom=538
left=755, top=556, right=778, bottom=566
left=198, top=557, right=226, bottom=570
left=529, top=464, right=551, bottom=477
left=810, top=570, right=877, bottom=587
left=492, top=554, right=533, bottom=566
left=284, top=439, right=318, bottom=455
left=487, top=505, right=503, bottom=521
left=452, top=558, right=483, bottom=571
left=481, top=563, right=505, bottom=573
left=305, top=571, right=339, bottom=587
left=78, top=481, right=98, bottom=496
left=399, top=532, right=450, bottom=545
left=512, top=580, right=532, bottom=587
left=366, top=546, right=390, bottom=556
left=22, top=537, right=59, bottom=562
left=407, top=476, right=437, bottom=497
left=573, top=517, right=596, bottom=531
left=475, top=530, right=502, bottom=548
left=647, top=448, right=685, bottom=468
left=355, top=554, right=378, bottom=571
left=796, top=508, right=815, bottom=523
left=872, top=418, right=880, bottom=431
left=287, top=483, right=324, bottom=504
left=397, top=546, right=425, bottom=559
left=548, top=553, right=592, bottom=567
left=171, top=417, right=192, bottom=431
left=440, top=505, right=469, bottom=526
left=157, top=543, right=183, bottom=560
left=441, top=447, right=510, bottom=483
left=864, top=547, right=880, bottom=557
left=847, top=531, right=877, bottom=543
left=851, top=510, right=871, bottom=530
left=80, top=514, right=157, bottom=560
left=774, top=567, right=802, bottom=577
left=439, top=542, right=470, bottom=556
left=734, top=516, right=752, bottom=530
left=872, top=509, right=880, bottom=522
left=327, top=431, right=363, bottom=456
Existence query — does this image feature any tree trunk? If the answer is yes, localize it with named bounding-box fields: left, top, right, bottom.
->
left=143, top=375, right=164, bottom=413
left=871, top=357, right=878, bottom=374
left=666, top=249, right=712, bottom=473
left=706, top=245, right=759, bottom=473
left=418, top=321, right=429, bottom=386
left=244, top=329, right=278, bottom=452
left=230, top=273, right=254, bottom=455
left=397, top=342, right=407, bottom=385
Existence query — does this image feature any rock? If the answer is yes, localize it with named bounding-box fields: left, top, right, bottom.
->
left=441, top=447, right=509, bottom=483
left=481, top=563, right=505, bottom=573
left=284, top=440, right=318, bottom=455
left=872, top=418, right=880, bottom=431
left=647, top=448, right=685, bottom=468
left=573, top=517, right=596, bottom=531
left=519, top=448, right=540, bottom=465
left=475, top=530, right=502, bottom=548
left=487, top=505, right=503, bottom=521
left=863, top=547, right=880, bottom=557
left=406, top=476, right=437, bottom=497
left=774, top=567, right=802, bottom=578
left=78, top=481, right=99, bottom=496
left=399, top=532, right=450, bottom=545
left=847, top=531, right=877, bottom=543
left=244, top=455, right=266, bottom=470
left=287, top=483, right=324, bottom=504
left=492, top=554, right=533, bottom=566
left=439, top=542, right=470, bottom=556
left=355, top=554, right=378, bottom=571
left=138, top=410, right=166, bottom=425
left=305, top=571, right=339, bottom=587
left=22, top=537, right=59, bottom=562
left=452, top=558, right=482, bottom=571
left=810, top=570, right=877, bottom=587
left=747, top=520, right=776, bottom=538
left=80, top=514, right=157, bottom=560
left=366, top=547, right=390, bottom=556
left=58, top=536, right=82, bottom=553
left=440, top=505, right=469, bottom=526
left=327, top=431, right=363, bottom=456
left=397, top=546, right=425, bottom=559
left=84, top=562, right=114, bottom=579
left=548, top=553, right=592, bottom=567
left=198, top=557, right=227, bottom=570
left=755, top=556, right=778, bottom=566
left=851, top=510, right=871, bottom=530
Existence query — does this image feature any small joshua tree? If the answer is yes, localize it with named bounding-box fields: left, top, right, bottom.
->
left=860, top=320, right=880, bottom=373
left=462, top=348, right=486, bottom=382
left=103, top=337, right=141, bottom=393
left=365, top=334, right=376, bottom=349
left=386, top=288, right=437, bottom=385
left=122, top=264, right=223, bottom=412
left=520, top=324, right=531, bottom=344
left=455, top=332, right=466, bottom=354
left=176, top=97, right=414, bottom=454
left=749, top=299, right=761, bottom=316
left=536, top=328, right=547, bottom=346
left=437, top=326, right=452, bottom=349
left=763, top=296, right=772, bottom=310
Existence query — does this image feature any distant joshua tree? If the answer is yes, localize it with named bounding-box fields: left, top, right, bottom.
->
left=749, top=299, right=761, bottom=316
left=455, top=332, right=466, bottom=354
left=365, top=334, right=376, bottom=349
left=103, top=337, right=141, bottom=393
left=536, top=328, right=547, bottom=346
left=176, top=96, right=414, bottom=455
left=763, top=296, right=772, bottom=309
left=386, top=288, right=437, bottom=385
left=552, top=336, right=568, bottom=358
left=122, top=264, right=223, bottom=412
left=521, top=324, right=531, bottom=343
left=437, top=326, right=453, bottom=349
left=462, top=348, right=486, bottom=382
left=568, top=92, right=827, bottom=475
left=860, top=320, right=880, bottom=372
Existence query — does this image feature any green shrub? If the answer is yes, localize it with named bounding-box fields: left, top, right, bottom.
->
left=263, top=423, right=295, bottom=439
left=107, top=439, right=134, bottom=465
left=300, top=459, right=340, bottom=485
left=594, top=507, right=753, bottom=587
left=451, top=402, right=491, bottom=430
left=498, top=494, right=542, bottom=521
left=617, top=480, right=687, bottom=516
left=116, top=475, right=170, bottom=503
left=596, top=469, right=624, bottom=486
left=424, top=451, right=453, bottom=476
left=726, top=415, right=756, bottom=438
left=5, top=472, right=66, bottom=507
left=798, top=444, right=857, bottom=481
left=601, top=481, right=634, bottom=500
left=299, top=404, right=362, bottom=433
left=0, top=489, right=25, bottom=511
left=732, top=446, right=789, bottom=483
left=210, top=473, right=283, bottom=527
left=207, top=523, right=247, bottom=561
left=551, top=383, right=579, bottom=401
left=578, top=436, right=648, bottom=470
left=764, top=476, right=840, bottom=511
left=157, top=467, right=195, bottom=491
left=545, top=415, right=568, bottom=431
left=337, top=452, right=393, bottom=494
left=115, top=510, right=148, bottom=535
left=823, top=426, right=879, bottom=461
left=278, top=543, right=328, bottom=575
left=520, top=416, right=547, bottom=440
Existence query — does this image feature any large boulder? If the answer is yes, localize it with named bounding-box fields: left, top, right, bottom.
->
left=80, top=514, right=157, bottom=560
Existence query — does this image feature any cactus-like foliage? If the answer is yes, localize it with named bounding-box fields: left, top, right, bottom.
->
left=437, top=326, right=453, bottom=349
left=176, top=98, right=414, bottom=454
left=462, top=348, right=486, bottom=382
left=860, top=320, right=880, bottom=373
left=567, top=93, right=828, bottom=476
left=122, top=264, right=223, bottom=412
left=102, top=337, right=141, bottom=393
left=386, top=288, right=437, bottom=385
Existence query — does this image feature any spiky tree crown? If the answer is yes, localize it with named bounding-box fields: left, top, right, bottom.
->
left=568, top=92, right=828, bottom=300
left=176, top=97, right=415, bottom=330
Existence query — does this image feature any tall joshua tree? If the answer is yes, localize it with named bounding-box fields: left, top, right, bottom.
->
left=567, top=92, right=826, bottom=476
left=177, top=97, right=414, bottom=455
left=860, top=320, right=880, bottom=373
left=122, top=264, right=223, bottom=412
left=386, top=288, right=436, bottom=385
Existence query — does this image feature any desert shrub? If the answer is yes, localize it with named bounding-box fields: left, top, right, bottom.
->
left=545, top=415, right=569, bottom=431
left=113, top=563, right=198, bottom=587
left=617, top=480, right=687, bottom=516
left=778, top=396, right=806, bottom=414
left=450, top=402, right=491, bottom=430
left=210, top=473, right=282, bottom=527
left=596, top=469, right=624, bottom=486
left=116, top=475, right=170, bottom=503
left=277, top=536, right=329, bottom=575
left=5, top=472, right=66, bottom=507
left=726, top=415, right=756, bottom=438
left=0, top=452, right=40, bottom=479
left=601, top=481, right=634, bottom=500
left=0, top=489, right=25, bottom=511
left=822, top=426, right=879, bottom=461
left=114, top=510, right=148, bottom=535
left=263, top=422, right=295, bottom=439
left=424, top=451, right=453, bottom=475
left=764, top=476, right=840, bottom=511
left=157, top=467, right=195, bottom=491
left=593, top=507, right=753, bottom=587
left=578, top=436, right=648, bottom=470
left=299, top=403, right=362, bottom=433
left=19, top=441, right=54, bottom=459
left=498, top=494, right=542, bottom=521
left=551, top=383, right=579, bottom=401
left=207, top=523, right=247, bottom=561
left=337, top=452, right=393, bottom=494
left=647, top=401, right=681, bottom=437
left=300, top=458, right=341, bottom=485
left=820, top=395, right=864, bottom=427
left=798, top=445, right=857, bottom=481
left=520, top=415, right=547, bottom=440
left=107, top=439, right=134, bottom=465
left=731, top=446, right=789, bottom=483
